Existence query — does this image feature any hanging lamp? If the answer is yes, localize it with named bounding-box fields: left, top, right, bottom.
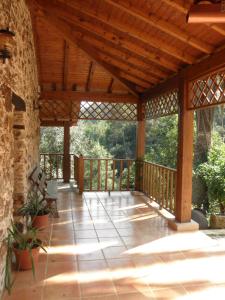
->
left=187, top=0, right=225, bottom=23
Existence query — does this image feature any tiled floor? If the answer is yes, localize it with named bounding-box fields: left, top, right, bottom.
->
left=4, top=187, right=225, bottom=299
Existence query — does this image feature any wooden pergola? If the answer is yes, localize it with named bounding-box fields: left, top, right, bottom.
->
left=27, top=0, right=225, bottom=230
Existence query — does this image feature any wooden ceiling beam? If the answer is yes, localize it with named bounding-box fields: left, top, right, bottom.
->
left=85, top=61, right=95, bottom=92
left=34, top=0, right=180, bottom=70
left=40, top=91, right=138, bottom=104
left=103, top=0, right=213, bottom=54
left=63, top=20, right=176, bottom=74
left=62, top=40, right=69, bottom=90
left=89, top=44, right=158, bottom=84
left=51, top=0, right=194, bottom=63
left=36, top=9, right=140, bottom=98
left=78, top=33, right=167, bottom=80
left=161, top=0, right=225, bottom=37
left=107, top=78, right=114, bottom=93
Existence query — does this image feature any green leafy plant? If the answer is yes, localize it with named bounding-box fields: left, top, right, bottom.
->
left=18, top=189, right=50, bottom=217
left=196, top=133, right=225, bottom=214
left=4, top=222, right=46, bottom=294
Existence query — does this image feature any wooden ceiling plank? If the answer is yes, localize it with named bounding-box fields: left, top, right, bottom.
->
left=103, top=0, right=213, bottom=54
left=161, top=0, right=225, bottom=37
left=62, top=40, right=70, bottom=90
left=54, top=0, right=195, bottom=63
left=35, top=0, right=178, bottom=72
left=37, top=10, right=140, bottom=97
left=40, top=91, right=138, bottom=104
left=66, top=20, right=177, bottom=72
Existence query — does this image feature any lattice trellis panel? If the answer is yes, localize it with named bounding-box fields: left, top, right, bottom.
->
left=79, top=102, right=137, bottom=121
left=145, top=89, right=179, bottom=119
left=39, top=99, right=80, bottom=123
left=190, top=72, right=225, bottom=109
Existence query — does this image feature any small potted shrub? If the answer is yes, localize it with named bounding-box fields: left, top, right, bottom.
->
left=197, top=134, right=225, bottom=228
left=4, top=222, right=46, bottom=294
left=18, top=189, right=50, bottom=229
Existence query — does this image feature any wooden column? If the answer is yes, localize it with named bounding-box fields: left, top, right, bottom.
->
left=175, top=78, right=194, bottom=223
left=63, top=122, right=71, bottom=183
left=135, top=102, right=146, bottom=191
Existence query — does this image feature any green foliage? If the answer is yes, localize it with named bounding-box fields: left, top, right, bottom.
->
left=18, top=189, right=50, bottom=217
left=4, top=222, right=46, bottom=294
left=40, top=127, right=63, bottom=153
left=196, top=133, right=225, bottom=213
left=145, top=115, right=178, bottom=168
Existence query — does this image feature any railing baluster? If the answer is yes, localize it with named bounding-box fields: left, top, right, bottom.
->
left=127, top=160, right=130, bottom=190
left=105, top=160, right=108, bottom=191
left=90, top=159, right=93, bottom=191
left=112, top=160, right=115, bottom=191
left=98, top=159, right=101, bottom=191
left=119, top=160, right=123, bottom=191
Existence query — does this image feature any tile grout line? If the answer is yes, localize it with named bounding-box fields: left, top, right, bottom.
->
left=83, top=192, right=119, bottom=299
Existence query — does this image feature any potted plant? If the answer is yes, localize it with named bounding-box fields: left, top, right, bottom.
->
left=4, top=222, right=46, bottom=294
left=18, top=189, right=51, bottom=229
left=197, top=134, right=225, bottom=228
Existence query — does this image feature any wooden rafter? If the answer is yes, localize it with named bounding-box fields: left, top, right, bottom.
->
left=63, top=20, right=176, bottom=73
left=40, top=91, right=138, bottom=104
left=161, top=0, right=225, bottom=37
left=47, top=0, right=195, bottom=63
left=34, top=0, right=178, bottom=71
left=107, top=78, right=114, bottom=93
left=87, top=43, right=158, bottom=84
left=85, top=61, right=95, bottom=92
left=78, top=33, right=166, bottom=80
left=62, top=40, right=69, bottom=90
left=36, top=9, right=140, bottom=97
left=103, top=0, right=213, bottom=54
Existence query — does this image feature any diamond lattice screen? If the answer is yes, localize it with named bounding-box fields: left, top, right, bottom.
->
left=190, top=72, right=225, bottom=109
left=39, top=99, right=80, bottom=122
left=79, top=102, right=137, bottom=121
left=145, top=89, right=179, bottom=119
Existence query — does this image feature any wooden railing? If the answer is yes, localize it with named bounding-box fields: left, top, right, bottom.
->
left=40, top=153, right=75, bottom=180
left=142, top=161, right=177, bottom=214
left=80, top=157, right=135, bottom=192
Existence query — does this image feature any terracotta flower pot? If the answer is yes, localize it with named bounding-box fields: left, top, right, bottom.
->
left=31, top=214, right=49, bottom=229
left=210, top=214, right=225, bottom=229
left=14, top=246, right=40, bottom=270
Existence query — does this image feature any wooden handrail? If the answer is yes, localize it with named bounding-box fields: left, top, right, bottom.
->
left=142, top=160, right=177, bottom=214
left=82, top=157, right=135, bottom=192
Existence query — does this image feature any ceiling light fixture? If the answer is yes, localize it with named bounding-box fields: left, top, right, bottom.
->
left=187, top=0, right=225, bottom=23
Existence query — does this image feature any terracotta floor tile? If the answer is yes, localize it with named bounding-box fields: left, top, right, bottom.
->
left=152, top=287, right=188, bottom=299
left=96, top=229, right=119, bottom=238
left=43, top=282, right=80, bottom=300
left=5, top=188, right=224, bottom=300
left=47, top=261, right=77, bottom=277
left=103, top=246, right=128, bottom=259
left=75, top=230, right=98, bottom=239
left=80, top=280, right=115, bottom=297
left=3, top=287, right=43, bottom=300
left=78, top=259, right=108, bottom=272
left=78, top=250, right=105, bottom=261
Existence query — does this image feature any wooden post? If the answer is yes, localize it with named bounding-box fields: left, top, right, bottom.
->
left=135, top=102, right=145, bottom=191
left=169, top=77, right=198, bottom=231
left=63, top=122, right=71, bottom=183
left=78, top=155, right=84, bottom=194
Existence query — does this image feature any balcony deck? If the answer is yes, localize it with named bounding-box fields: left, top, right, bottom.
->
left=3, top=185, right=225, bottom=300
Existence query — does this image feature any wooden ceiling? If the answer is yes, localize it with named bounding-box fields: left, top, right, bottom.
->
left=28, top=0, right=225, bottom=101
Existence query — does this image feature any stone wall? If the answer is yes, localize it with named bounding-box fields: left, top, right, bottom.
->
left=0, top=0, right=39, bottom=295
